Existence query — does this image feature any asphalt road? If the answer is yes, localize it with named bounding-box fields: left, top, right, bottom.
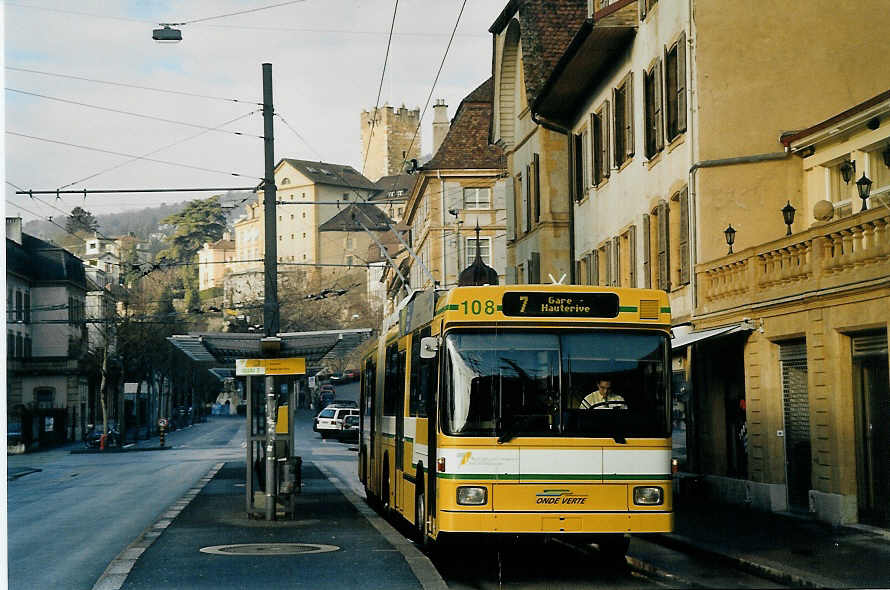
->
left=7, top=417, right=245, bottom=590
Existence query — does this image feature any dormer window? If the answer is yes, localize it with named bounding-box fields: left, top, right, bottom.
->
left=281, top=177, right=290, bottom=185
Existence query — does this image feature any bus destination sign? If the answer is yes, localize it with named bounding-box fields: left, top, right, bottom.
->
left=501, top=292, right=619, bottom=318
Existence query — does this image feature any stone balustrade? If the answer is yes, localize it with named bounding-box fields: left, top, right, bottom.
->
left=696, top=209, right=890, bottom=314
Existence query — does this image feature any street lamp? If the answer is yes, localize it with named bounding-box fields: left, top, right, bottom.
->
left=781, top=201, right=796, bottom=236
left=840, top=160, right=855, bottom=184
left=152, top=24, right=182, bottom=43
left=856, top=173, right=873, bottom=211
left=724, top=224, right=736, bottom=255
left=448, top=208, right=463, bottom=274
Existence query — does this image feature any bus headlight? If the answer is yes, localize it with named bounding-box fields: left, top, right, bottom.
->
left=633, top=486, right=664, bottom=505
left=456, top=486, right=487, bottom=505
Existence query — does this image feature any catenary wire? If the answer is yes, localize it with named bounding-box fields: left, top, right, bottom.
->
left=399, top=0, right=468, bottom=175
left=7, top=131, right=263, bottom=180
left=5, top=66, right=260, bottom=105
left=174, top=0, right=308, bottom=25
left=56, top=111, right=260, bottom=190
left=361, top=0, right=399, bottom=178
left=6, top=88, right=264, bottom=138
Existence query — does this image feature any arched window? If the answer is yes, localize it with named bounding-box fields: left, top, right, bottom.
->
left=496, top=19, right=521, bottom=149
left=281, top=177, right=290, bottom=185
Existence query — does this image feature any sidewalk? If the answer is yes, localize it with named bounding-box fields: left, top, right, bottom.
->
left=106, top=460, right=432, bottom=590
left=653, top=500, right=890, bottom=588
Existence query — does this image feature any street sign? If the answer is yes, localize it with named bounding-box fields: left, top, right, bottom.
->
left=236, top=359, right=266, bottom=376
left=235, top=357, right=306, bottom=376
left=264, top=357, right=306, bottom=375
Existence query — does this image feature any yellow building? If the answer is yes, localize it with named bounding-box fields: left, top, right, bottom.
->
left=490, top=0, right=587, bottom=285
left=197, top=234, right=234, bottom=293
left=385, top=79, right=506, bottom=311
left=502, top=0, right=890, bottom=525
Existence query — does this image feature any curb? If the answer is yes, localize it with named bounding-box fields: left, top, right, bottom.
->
left=91, top=462, right=224, bottom=590
left=71, top=446, right=172, bottom=454
left=315, top=463, right=449, bottom=590
left=650, top=533, right=840, bottom=589
left=7, top=467, right=42, bottom=481
left=624, top=554, right=706, bottom=588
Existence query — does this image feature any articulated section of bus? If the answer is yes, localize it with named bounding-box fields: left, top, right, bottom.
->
left=359, top=285, right=673, bottom=542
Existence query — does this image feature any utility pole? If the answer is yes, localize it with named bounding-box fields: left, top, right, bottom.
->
left=261, top=63, right=280, bottom=521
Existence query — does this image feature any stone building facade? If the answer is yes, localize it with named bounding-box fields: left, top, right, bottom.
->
left=360, top=104, right=421, bottom=182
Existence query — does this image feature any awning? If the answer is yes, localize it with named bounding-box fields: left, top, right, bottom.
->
left=671, top=322, right=754, bottom=350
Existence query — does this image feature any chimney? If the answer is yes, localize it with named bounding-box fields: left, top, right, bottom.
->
left=432, top=99, right=449, bottom=155
left=6, top=217, right=23, bottom=245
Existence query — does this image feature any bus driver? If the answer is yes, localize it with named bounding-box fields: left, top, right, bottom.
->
left=580, top=379, right=626, bottom=409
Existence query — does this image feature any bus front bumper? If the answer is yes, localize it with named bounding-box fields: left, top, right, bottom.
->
left=436, top=510, right=673, bottom=535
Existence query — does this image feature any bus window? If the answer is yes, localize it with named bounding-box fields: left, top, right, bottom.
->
left=442, top=330, right=669, bottom=439
left=383, top=343, right=402, bottom=416
left=410, top=327, right=434, bottom=417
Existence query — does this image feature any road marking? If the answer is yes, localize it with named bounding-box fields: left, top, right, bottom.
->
left=90, top=462, right=224, bottom=590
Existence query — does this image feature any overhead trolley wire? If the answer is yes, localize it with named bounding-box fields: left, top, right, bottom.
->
left=361, top=0, right=400, bottom=178
left=7, top=131, right=263, bottom=180
left=6, top=88, right=264, bottom=138
left=172, top=0, right=308, bottom=25
left=400, top=0, right=468, bottom=175
left=6, top=66, right=260, bottom=105
left=56, top=111, right=260, bottom=191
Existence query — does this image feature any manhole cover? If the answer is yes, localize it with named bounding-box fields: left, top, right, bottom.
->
left=199, top=543, right=339, bottom=556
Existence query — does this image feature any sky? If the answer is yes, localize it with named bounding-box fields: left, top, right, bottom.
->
left=2, top=0, right=506, bottom=223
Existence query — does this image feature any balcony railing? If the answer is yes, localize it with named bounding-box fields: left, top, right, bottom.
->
left=696, top=208, right=890, bottom=315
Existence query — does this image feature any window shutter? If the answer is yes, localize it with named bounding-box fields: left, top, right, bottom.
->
left=530, top=252, right=541, bottom=284
left=602, top=102, right=611, bottom=178
left=679, top=187, right=690, bottom=285
left=655, top=60, right=664, bottom=151
left=590, top=112, right=598, bottom=184
left=533, top=153, right=541, bottom=223
left=657, top=201, right=671, bottom=292
left=642, top=213, right=651, bottom=288
left=569, top=133, right=579, bottom=202
left=588, top=252, right=596, bottom=285
left=624, top=73, right=635, bottom=158
left=677, top=31, right=687, bottom=133
left=628, top=225, right=637, bottom=288
left=574, top=260, right=582, bottom=285
left=604, top=242, right=612, bottom=286
left=520, top=171, right=528, bottom=234
left=522, top=164, right=532, bottom=232
left=611, top=236, right=620, bottom=286
left=507, top=175, right=518, bottom=241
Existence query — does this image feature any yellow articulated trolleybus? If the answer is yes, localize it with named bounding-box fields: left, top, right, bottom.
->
left=358, top=284, right=673, bottom=556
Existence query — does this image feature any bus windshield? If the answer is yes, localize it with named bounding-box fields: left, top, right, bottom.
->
left=443, top=330, right=670, bottom=440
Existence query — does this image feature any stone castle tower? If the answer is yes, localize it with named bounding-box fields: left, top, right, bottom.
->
left=360, top=104, right=421, bottom=182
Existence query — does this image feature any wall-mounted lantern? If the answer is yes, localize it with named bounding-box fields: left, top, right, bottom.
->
left=781, top=201, right=796, bottom=236
left=856, top=173, right=873, bottom=211
left=724, top=224, right=736, bottom=255
left=840, top=160, right=856, bottom=184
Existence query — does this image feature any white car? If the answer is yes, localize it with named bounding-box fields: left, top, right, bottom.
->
left=314, top=406, right=359, bottom=438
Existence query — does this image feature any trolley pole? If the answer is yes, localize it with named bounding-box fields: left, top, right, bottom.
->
left=262, top=62, right=280, bottom=521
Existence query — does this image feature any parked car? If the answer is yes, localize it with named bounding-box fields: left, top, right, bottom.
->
left=313, top=407, right=359, bottom=438
left=84, top=422, right=121, bottom=449
left=330, top=399, right=358, bottom=409
left=338, top=414, right=359, bottom=442
left=329, top=373, right=344, bottom=384
left=342, top=369, right=359, bottom=381
left=318, top=390, right=335, bottom=409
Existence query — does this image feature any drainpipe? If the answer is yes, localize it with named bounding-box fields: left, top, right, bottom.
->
left=530, top=112, right=574, bottom=284
left=438, top=170, right=446, bottom=288
left=688, top=149, right=791, bottom=311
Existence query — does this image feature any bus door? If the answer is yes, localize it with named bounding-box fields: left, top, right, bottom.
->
left=362, top=358, right=376, bottom=486
left=395, top=349, right=406, bottom=511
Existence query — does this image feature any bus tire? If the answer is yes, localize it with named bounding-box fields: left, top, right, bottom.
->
left=382, top=455, right=391, bottom=513
left=414, top=472, right=429, bottom=548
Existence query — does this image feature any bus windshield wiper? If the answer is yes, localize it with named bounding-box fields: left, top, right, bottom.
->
left=497, top=417, right=515, bottom=444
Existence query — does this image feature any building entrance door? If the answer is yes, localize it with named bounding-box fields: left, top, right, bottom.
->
left=853, top=331, right=890, bottom=527
left=780, top=341, right=811, bottom=512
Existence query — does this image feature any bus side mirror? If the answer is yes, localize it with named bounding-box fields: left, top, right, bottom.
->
left=419, top=336, right=439, bottom=359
